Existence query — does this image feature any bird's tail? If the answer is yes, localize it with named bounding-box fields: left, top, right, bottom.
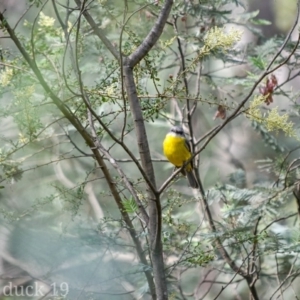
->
left=186, top=169, right=199, bottom=189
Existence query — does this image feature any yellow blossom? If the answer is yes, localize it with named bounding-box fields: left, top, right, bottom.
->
left=105, top=85, right=114, bottom=97
left=160, top=36, right=176, bottom=50
left=0, top=68, right=13, bottom=87
left=247, top=95, right=265, bottom=122
left=67, top=21, right=72, bottom=32
left=38, top=12, right=55, bottom=27
left=247, top=96, right=296, bottom=138
left=265, top=107, right=295, bottom=137
left=200, top=26, right=242, bottom=56
left=18, top=133, right=29, bottom=144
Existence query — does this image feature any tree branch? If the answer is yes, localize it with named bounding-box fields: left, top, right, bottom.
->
left=122, top=2, right=174, bottom=299
left=128, top=0, right=173, bottom=67
left=73, top=0, right=120, bottom=61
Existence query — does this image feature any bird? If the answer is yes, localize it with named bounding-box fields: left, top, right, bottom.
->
left=163, top=126, right=199, bottom=188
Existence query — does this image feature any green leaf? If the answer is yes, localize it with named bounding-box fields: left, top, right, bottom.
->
left=249, top=56, right=267, bottom=70
left=238, top=10, right=259, bottom=22
left=251, top=19, right=272, bottom=26
left=122, top=197, right=138, bottom=214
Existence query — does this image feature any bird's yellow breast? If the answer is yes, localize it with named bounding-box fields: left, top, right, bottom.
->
left=163, top=134, right=192, bottom=170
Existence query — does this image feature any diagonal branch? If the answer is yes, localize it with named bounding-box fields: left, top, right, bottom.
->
left=87, top=109, right=149, bottom=224
left=73, top=0, right=120, bottom=61
left=128, top=0, right=173, bottom=67
left=122, top=2, right=173, bottom=300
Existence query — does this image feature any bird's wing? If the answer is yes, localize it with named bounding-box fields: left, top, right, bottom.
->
left=184, top=138, right=195, bottom=168
left=184, top=138, right=191, bottom=152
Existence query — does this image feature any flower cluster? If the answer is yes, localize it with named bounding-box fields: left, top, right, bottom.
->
left=265, top=107, right=295, bottom=137
left=247, top=95, right=296, bottom=137
left=38, top=12, right=55, bottom=28
left=0, top=68, right=13, bottom=87
left=248, top=95, right=265, bottom=122
left=200, top=26, right=242, bottom=56
left=259, top=74, right=278, bottom=105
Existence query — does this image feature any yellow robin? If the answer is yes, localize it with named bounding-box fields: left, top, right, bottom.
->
left=163, top=126, right=199, bottom=188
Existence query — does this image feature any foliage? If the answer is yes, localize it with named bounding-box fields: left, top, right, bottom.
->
left=247, top=95, right=296, bottom=137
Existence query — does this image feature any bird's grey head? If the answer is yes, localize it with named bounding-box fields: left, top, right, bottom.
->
left=170, top=126, right=185, bottom=137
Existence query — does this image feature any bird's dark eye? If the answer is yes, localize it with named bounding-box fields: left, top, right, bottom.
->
left=176, top=128, right=183, bottom=134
